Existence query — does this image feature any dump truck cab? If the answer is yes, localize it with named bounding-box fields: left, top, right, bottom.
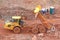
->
left=11, top=16, right=23, bottom=25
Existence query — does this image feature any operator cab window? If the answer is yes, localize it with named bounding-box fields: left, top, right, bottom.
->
left=10, top=19, right=18, bottom=22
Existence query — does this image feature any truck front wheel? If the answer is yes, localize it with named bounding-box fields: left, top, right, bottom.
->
left=13, top=27, right=21, bottom=34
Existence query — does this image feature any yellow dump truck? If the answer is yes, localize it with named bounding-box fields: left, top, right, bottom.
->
left=4, top=16, right=22, bottom=33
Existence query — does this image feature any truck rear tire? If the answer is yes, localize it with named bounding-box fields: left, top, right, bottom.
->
left=31, top=27, right=38, bottom=34
left=38, top=24, right=47, bottom=33
left=13, top=27, right=21, bottom=34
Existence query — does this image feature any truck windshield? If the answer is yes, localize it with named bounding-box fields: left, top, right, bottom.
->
left=10, top=19, right=18, bottom=22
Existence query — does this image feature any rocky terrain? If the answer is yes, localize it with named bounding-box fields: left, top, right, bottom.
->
left=0, top=0, right=60, bottom=40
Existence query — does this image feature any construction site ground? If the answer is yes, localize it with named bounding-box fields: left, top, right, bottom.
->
left=0, top=0, right=60, bottom=40
left=0, top=7, right=60, bottom=40
left=0, top=14, right=60, bottom=40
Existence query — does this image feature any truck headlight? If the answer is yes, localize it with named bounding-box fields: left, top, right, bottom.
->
left=8, top=25, right=11, bottom=27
